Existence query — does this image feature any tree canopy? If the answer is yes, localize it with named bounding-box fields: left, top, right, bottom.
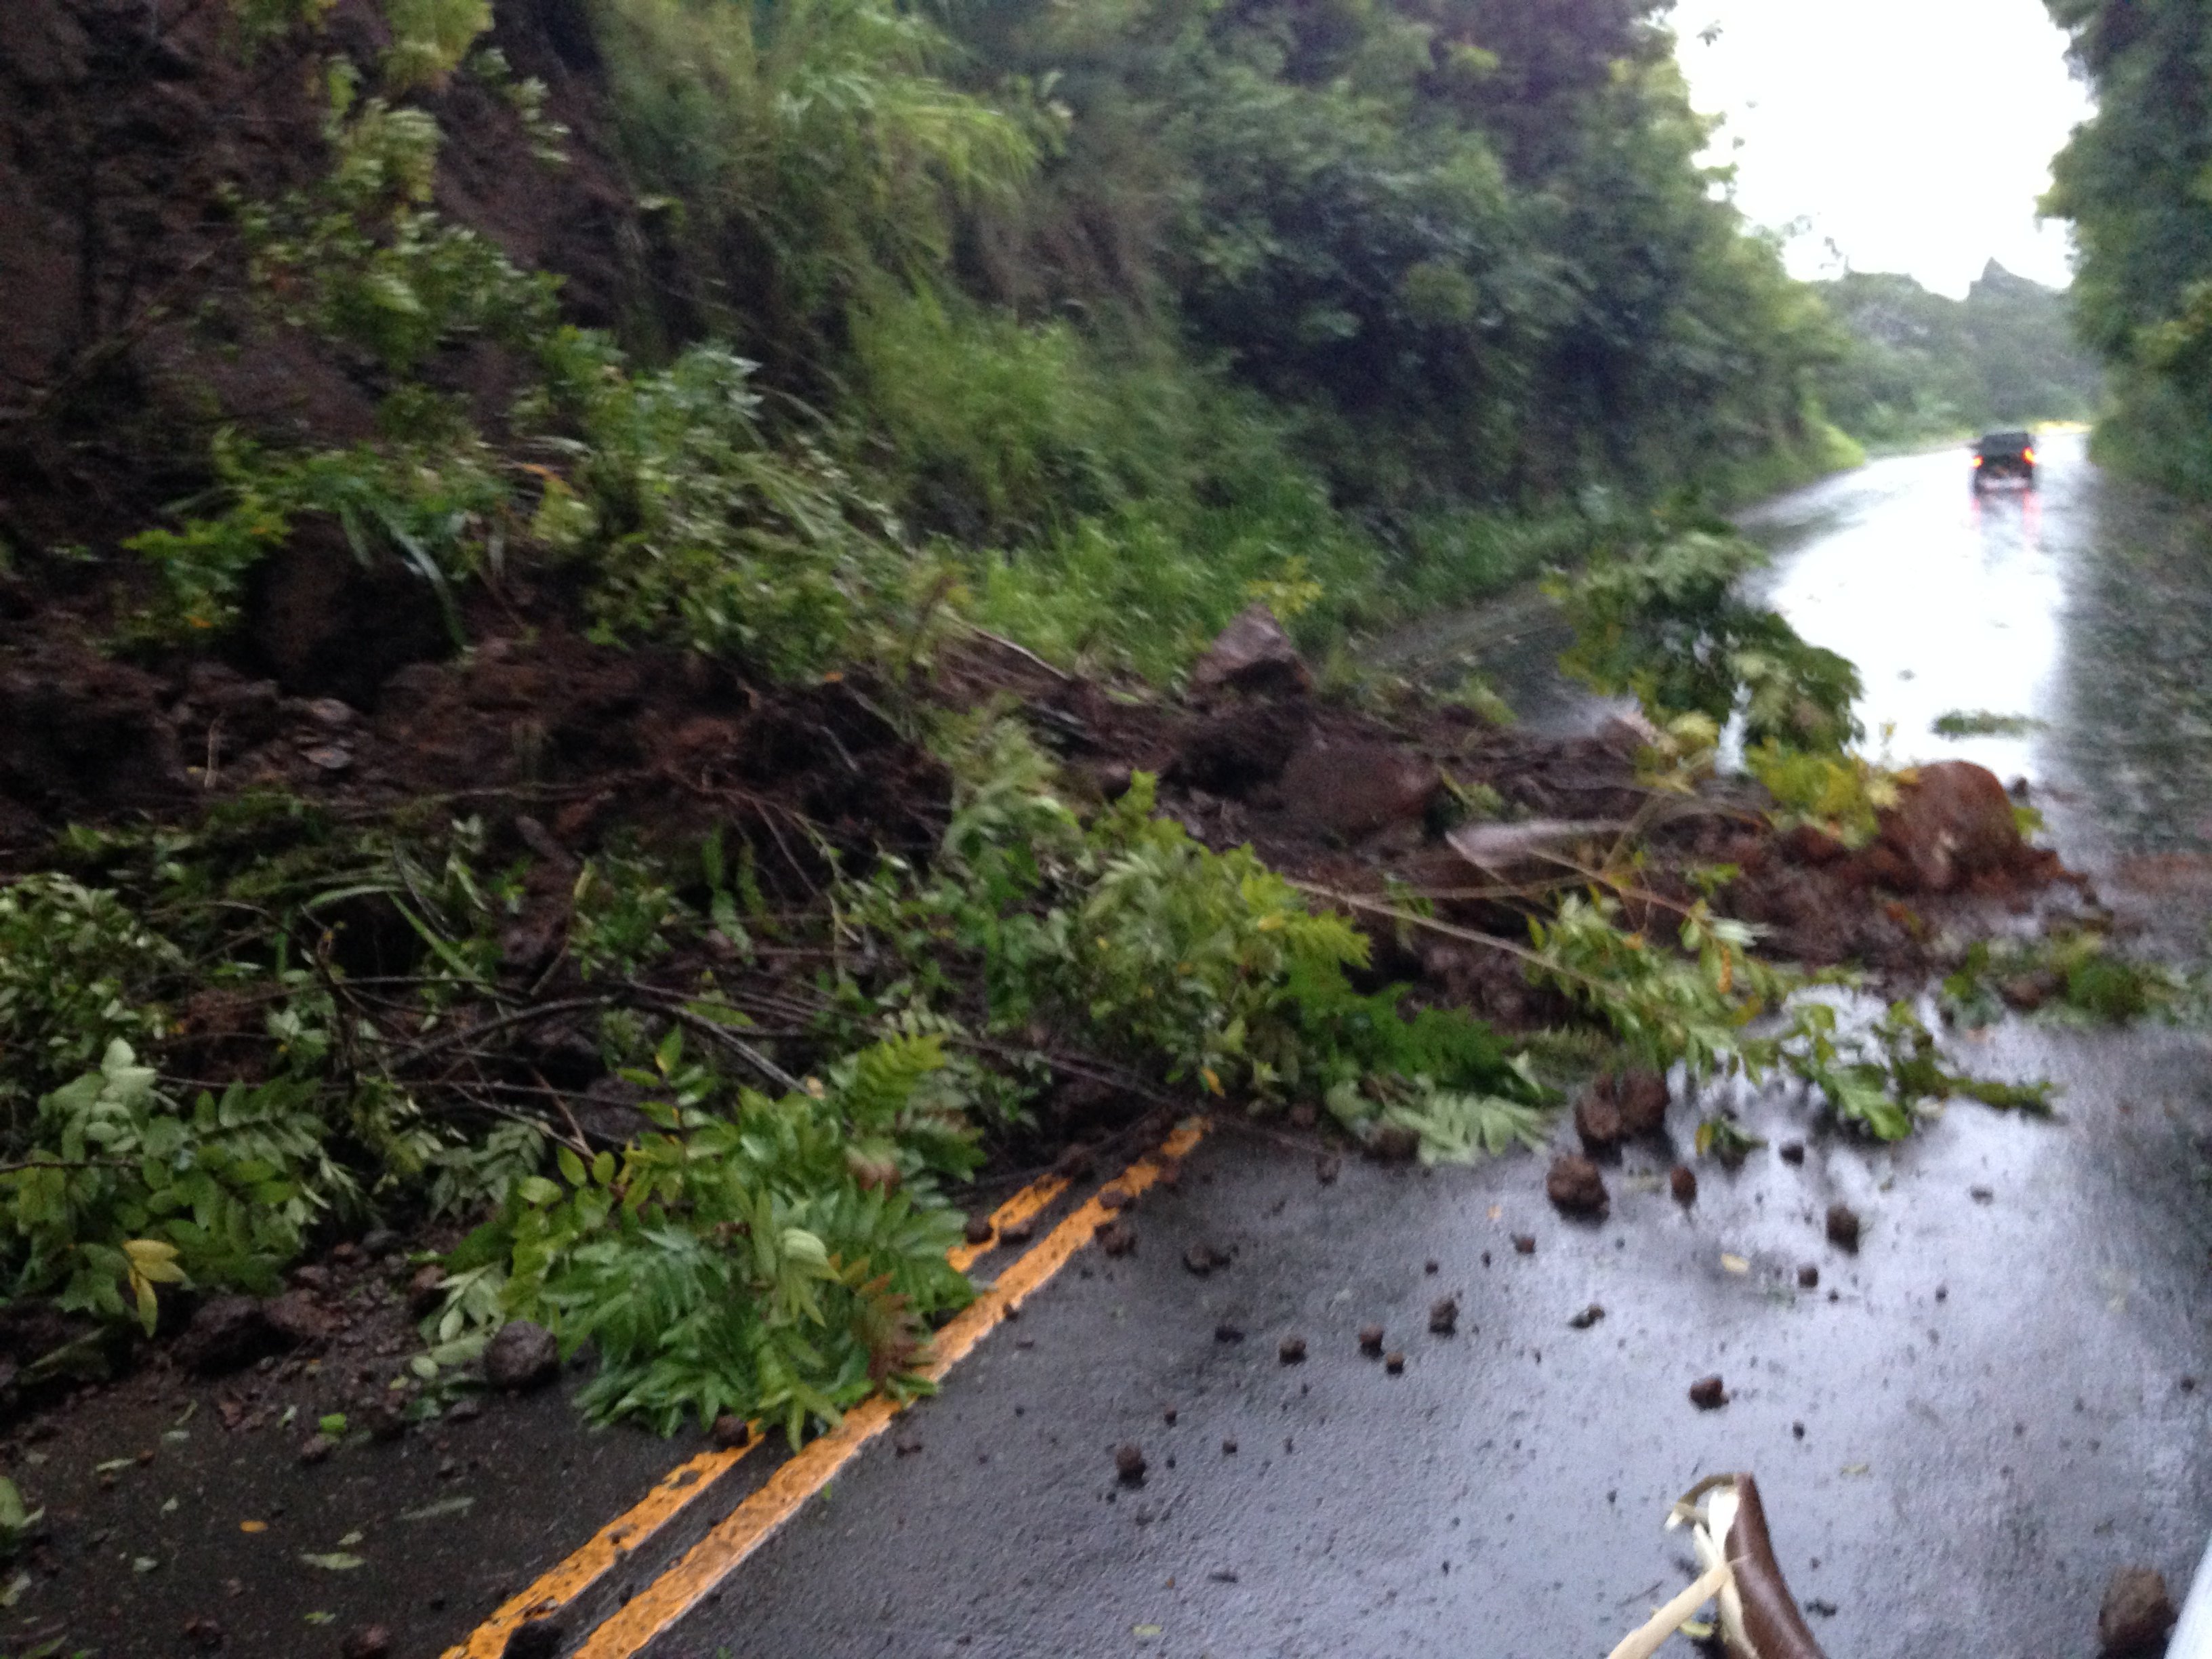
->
left=2043, top=0, right=2212, bottom=493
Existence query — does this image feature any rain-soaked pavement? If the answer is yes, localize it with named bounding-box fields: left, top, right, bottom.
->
left=640, top=434, right=2212, bottom=1657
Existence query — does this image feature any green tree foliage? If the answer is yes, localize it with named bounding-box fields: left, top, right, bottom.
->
left=938, top=0, right=1850, bottom=512
left=2043, top=0, right=2212, bottom=493
left=1815, top=263, right=2103, bottom=445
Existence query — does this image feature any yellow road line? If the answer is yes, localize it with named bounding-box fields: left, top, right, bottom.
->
left=445, top=1448, right=751, bottom=1658
left=947, top=1170, right=1071, bottom=1274
left=573, top=1119, right=1207, bottom=1659
left=441, top=1155, right=1109, bottom=1657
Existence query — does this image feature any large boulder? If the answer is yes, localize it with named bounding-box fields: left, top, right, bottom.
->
left=1187, top=605, right=1311, bottom=700
left=1871, top=760, right=2025, bottom=893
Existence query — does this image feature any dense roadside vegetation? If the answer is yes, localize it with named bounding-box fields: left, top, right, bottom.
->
left=1812, top=262, right=2102, bottom=447
left=2043, top=0, right=2212, bottom=494
left=0, top=0, right=2087, bottom=1443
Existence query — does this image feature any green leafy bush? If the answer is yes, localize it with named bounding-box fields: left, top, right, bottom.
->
left=472, top=1031, right=977, bottom=1439
left=0, top=876, right=180, bottom=1127
left=1, top=1043, right=354, bottom=1328
left=1551, top=526, right=1862, bottom=750
left=536, top=337, right=920, bottom=678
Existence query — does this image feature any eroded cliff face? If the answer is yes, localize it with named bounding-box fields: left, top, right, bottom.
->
left=0, top=0, right=638, bottom=566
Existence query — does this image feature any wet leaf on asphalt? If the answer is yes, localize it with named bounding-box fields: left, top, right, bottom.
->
left=399, top=1496, right=474, bottom=1521
left=161, top=1496, right=178, bottom=1513
left=337, top=1530, right=364, bottom=1547
left=132, top=1556, right=159, bottom=1574
left=1133, top=1626, right=1163, bottom=1638
left=240, top=1521, right=268, bottom=1533
left=0, top=1570, right=30, bottom=1607
left=1720, top=1253, right=1750, bottom=1275
left=300, top=1552, right=367, bottom=1570
left=318, top=1414, right=349, bottom=1439
left=305, top=1612, right=336, bottom=1624
left=94, top=1458, right=135, bottom=1475
left=1840, top=1462, right=1870, bottom=1475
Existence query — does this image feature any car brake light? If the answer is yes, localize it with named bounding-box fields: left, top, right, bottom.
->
left=1972, top=455, right=1983, bottom=466
left=2024, top=448, right=2036, bottom=464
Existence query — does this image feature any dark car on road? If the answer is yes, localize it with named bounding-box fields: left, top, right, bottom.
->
left=1972, top=428, right=2037, bottom=491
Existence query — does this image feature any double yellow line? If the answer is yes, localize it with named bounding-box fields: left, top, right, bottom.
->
left=445, top=1119, right=1206, bottom=1659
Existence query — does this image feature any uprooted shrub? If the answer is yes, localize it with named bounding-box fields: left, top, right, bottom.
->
left=1551, top=520, right=1862, bottom=752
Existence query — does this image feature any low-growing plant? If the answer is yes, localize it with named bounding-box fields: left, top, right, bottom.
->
left=455, top=1030, right=978, bottom=1439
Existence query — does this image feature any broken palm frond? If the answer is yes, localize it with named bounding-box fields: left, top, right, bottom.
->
left=1665, top=1474, right=1829, bottom=1659
left=1605, top=1559, right=1734, bottom=1659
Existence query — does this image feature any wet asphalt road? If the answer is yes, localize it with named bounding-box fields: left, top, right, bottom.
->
left=647, top=438, right=2212, bottom=1658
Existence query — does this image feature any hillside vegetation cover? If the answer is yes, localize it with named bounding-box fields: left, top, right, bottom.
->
left=0, top=0, right=2047, bottom=1443
left=1814, top=262, right=2103, bottom=446
left=2043, top=0, right=2212, bottom=494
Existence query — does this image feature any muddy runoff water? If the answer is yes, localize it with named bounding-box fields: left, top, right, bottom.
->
left=651, top=438, right=2212, bottom=1659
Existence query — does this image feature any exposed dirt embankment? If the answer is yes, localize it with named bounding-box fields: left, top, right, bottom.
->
left=0, top=0, right=634, bottom=565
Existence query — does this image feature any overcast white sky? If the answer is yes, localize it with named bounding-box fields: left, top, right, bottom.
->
left=1673, top=0, right=2094, bottom=296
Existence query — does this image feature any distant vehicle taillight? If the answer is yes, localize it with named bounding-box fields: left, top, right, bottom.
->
left=1972, top=455, right=1984, bottom=466
left=2024, top=448, right=2037, bottom=464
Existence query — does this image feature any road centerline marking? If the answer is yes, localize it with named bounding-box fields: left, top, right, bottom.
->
left=570, top=1118, right=1208, bottom=1659
left=441, top=1153, right=1118, bottom=1658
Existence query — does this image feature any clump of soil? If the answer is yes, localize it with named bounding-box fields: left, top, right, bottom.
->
left=2097, top=1566, right=2176, bottom=1656
left=1546, top=1155, right=1610, bottom=1216
left=1826, top=1203, right=1864, bottom=1252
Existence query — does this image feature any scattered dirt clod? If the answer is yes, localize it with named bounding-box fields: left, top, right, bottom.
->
left=999, top=1220, right=1036, bottom=1246
left=1568, top=1305, right=1605, bottom=1330
left=711, top=1413, right=750, bottom=1450
left=1114, top=1443, right=1147, bottom=1485
left=1098, top=1185, right=1131, bottom=1211
left=1670, top=1165, right=1698, bottom=1205
left=1183, top=1244, right=1228, bottom=1276
left=340, top=1624, right=392, bottom=1659
left=1798, top=1265, right=1820, bottom=1289
left=1358, top=1324, right=1385, bottom=1355
left=1779, top=1140, right=1806, bottom=1165
left=1385, top=1351, right=1406, bottom=1374
left=298, top=1433, right=335, bottom=1465
left=1826, top=1203, right=1863, bottom=1252
left=1314, top=1155, right=1340, bottom=1185
left=1429, top=1296, right=1458, bottom=1336
left=1278, top=1336, right=1307, bottom=1365
left=1099, top=1219, right=1137, bottom=1258
left=1162, top=1406, right=1178, bottom=1425
left=1688, top=1376, right=1728, bottom=1410
left=2098, top=1565, right=2177, bottom=1656
left=1512, top=1234, right=1536, bottom=1254
left=1214, top=1322, right=1244, bottom=1343
left=963, top=1215, right=995, bottom=1246
left=183, top=1616, right=224, bottom=1651
left=1221, top=1438, right=1238, bottom=1454
left=1546, top=1155, right=1609, bottom=1217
